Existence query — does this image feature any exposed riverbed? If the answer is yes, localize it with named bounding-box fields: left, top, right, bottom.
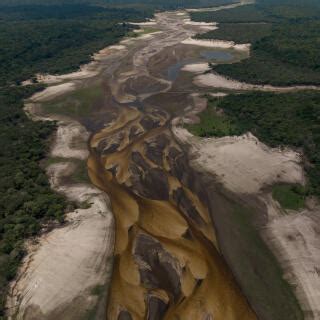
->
left=7, top=2, right=320, bottom=320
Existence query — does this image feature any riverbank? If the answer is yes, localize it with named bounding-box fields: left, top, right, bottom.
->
left=7, top=84, right=115, bottom=319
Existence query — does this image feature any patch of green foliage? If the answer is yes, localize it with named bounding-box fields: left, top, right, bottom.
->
left=257, top=0, right=320, bottom=20
left=90, top=285, right=104, bottom=296
left=0, top=86, right=67, bottom=317
left=256, top=21, right=320, bottom=72
left=42, top=85, right=104, bottom=118
left=194, top=93, right=320, bottom=197
left=196, top=22, right=272, bottom=44
left=272, top=184, right=306, bottom=210
left=186, top=98, right=240, bottom=137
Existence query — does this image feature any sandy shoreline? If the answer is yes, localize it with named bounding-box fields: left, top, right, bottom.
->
left=182, top=37, right=250, bottom=51
left=194, top=72, right=320, bottom=92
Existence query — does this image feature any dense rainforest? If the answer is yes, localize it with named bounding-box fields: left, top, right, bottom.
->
left=0, top=5, right=151, bottom=86
left=192, top=0, right=320, bottom=85
left=0, top=0, right=238, bottom=10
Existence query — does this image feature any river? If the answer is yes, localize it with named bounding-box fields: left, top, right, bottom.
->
left=86, top=9, right=256, bottom=320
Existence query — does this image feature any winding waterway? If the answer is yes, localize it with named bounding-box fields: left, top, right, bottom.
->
left=86, top=10, right=256, bottom=320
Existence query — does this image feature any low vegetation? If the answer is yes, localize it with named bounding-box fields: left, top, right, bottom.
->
left=225, top=203, right=303, bottom=319
left=272, top=184, right=306, bottom=211
left=42, top=85, right=104, bottom=118
left=186, top=97, right=240, bottom=137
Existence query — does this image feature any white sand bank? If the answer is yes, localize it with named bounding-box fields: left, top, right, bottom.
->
left=209, top=92, right=228, bottom=97
left=37, top=69, right=96, bottom=84
left=182, top=38, right=250, bottom=51
left=183, top=19, right=218, bottom=30
left=182, top=63, right=210, bottom=73
left=129, top=21, right=157, bottom=26
left=195, top=72, right=320, bottom=92
left=31, top=83, right=76, bottom=102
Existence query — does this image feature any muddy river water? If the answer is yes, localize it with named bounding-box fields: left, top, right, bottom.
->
left=85, top=9, right=256, bottom=320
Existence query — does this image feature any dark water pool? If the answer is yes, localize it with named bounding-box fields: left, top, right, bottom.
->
left=167, top=61, right=185, bottom=81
